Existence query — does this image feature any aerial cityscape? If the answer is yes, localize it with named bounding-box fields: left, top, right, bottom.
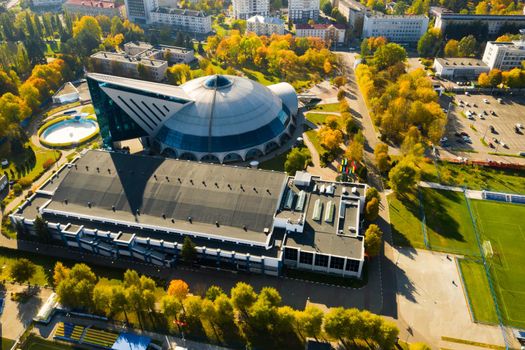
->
left=0, top=0, right=523, bottom=349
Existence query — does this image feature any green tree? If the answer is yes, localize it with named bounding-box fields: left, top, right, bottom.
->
left=205, top=285, right=224, bottom=301
left=364, top=224, right=383, bottom=256
left=181, top=236, right=197, bottom=264
left=53, top=262, right=70, bottom=287
left=365, top=197, right=380, bottom=221
left=323, top=307, right=350, bottom=343
left=230, top=282, right=257, bottom=313
left=458, top=35, right=478, bottom=57
left=10, top=258, right=36, bottom=289
left=373, top=43, right=407, bottom=70
left=296, top=305, right=323, bottom=339
left=72, top=16, right=102, bottom=56
left=445, top=39, right=459, bottom=57
left=374, top=143, right=390, bottom=173
left=34, top=215, right=52, bottom=242
left=360, top=38, right=370, bottom=57
left=284, top=147, right=311, bottom=175
left=417, top=28, right=442, bottom=57
left=345, top=139, right=364, bottom=163
left=0, top=70, right=19, bottom=96
left=109, top=285, right=129, bottom=319
left=166, top=63, right=192, bottom=85
left=388, top=159, right=419, bottom=195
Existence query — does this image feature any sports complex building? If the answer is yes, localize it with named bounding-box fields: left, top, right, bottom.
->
left=11, top=150, right=367, bottom=278
left=87, top=73, right=299, bottom=163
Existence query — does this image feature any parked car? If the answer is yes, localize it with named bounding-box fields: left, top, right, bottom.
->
left=489, top=125, right=495, bottom=133
left=491, top=110, right=496, bottom=116
left=483, top=98, right=489, bottom=104
left=489, top=142, right=495, bottom=148
left=460, top=131, right=469, bottom=137
left=1, top=159, right=8, bottom=168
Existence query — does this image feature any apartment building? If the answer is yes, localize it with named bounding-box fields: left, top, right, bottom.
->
left=295, top=23, right=346, bottom=44
left=232, top=0, right=269, bottom=19
left=288, top=0, right=320, bottom=22
left=246, top=15, right=285, bottom=36
left=483, top=40, right=525, bottom=71
left=149, top=7, right=212, bottom=33
left=336, top=0, right=368, bottom=36
left=433, top=58, right=489, bottom=79
left=90, top=51, right=168, bottom=82
left=124, top=0, right=157, bottom=23
left=362, top=14, right=429, bottom=42
left=63, top=0, right=125, bottom=17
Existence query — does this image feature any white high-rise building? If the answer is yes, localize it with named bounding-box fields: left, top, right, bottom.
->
left=149, top=8, right=212, bottom=33
left=125, top=0, right=158, bottom=23
left=232, top=0, right=269, bottom=19
left=482, top=40, right=525, bottom=71
left=288, top=0, right=320, bottom=22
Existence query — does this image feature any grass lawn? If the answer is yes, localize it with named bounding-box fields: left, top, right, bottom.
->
left=420, top=161, right=525, bottom=194
left=388, top=188, right=478, bottom=255
left=1, top=338, right=15, bottom=350
left=45, top=102, right=81, bottom=118
left=22, top=334, right=81, bottom=350
left=421, top=188, right=478, bottom=255
left=259, top=150, right=290, bottom=172
left=305, top=129, right=323, bottom=155
left=458, top=259, right=498, bottom=324
left=310, top=103, right=340, bottom=113
left=242, top=68, right=278, bottom=86
left=387, top=192, right=426, bottom=249
left=80, top=105, right=95, bottom=114
left=305, top=113, right=340, bottom=126
left=468, top=200, right=525, bottom=328
left=0, top=141, right=59, bottom=183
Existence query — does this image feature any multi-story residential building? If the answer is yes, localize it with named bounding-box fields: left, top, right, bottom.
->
left=149, top=7, right=212, bottom=34
left=246, top=15, right=285, bottom=36
left=362, top=14, right=429, bottom=42
left=11, top=150, right=367, bottom=279
left=295, top=23, right=346, bottom=45
left=31, top=0, right=63, bottom=8
left=288, top=0, right=320, bottom=22
left=232, top=0, right=269, bottom=19
left=125, top=0, right=157, bottom=24
left=124, top=41, right=195, bottom=63
left=433, top=58, right=490, bottom=79
left=63, top=0, right=125, bottom=17
left=90, top=51, right=168, bottom=82
left=482, top=40, right=525, bottom=71
left=434, top=13, right=525, bottom=37
left=336, top=0, right=368, bottom=36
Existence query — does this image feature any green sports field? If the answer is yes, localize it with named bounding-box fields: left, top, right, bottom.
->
left=389, top=189, right=525, bottom=328
left=467, top=199, right=525, bottom=329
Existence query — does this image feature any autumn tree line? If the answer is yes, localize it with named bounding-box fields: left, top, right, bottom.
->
left=7, top=261, right=404, bottom=349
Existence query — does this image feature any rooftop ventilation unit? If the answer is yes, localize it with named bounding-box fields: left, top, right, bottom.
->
left=295, top=190, right=306, bottom=211
left=324, top=200, right=335, bottom=223
left=312, top=199, right=323, bottom=221
left=284, top=190, right=295, bottom=209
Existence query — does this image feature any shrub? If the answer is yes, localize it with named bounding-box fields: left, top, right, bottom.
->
left=17, top=178, right=32, bottom=188
left=43, top=158, right=55, bottom=170
left=13, top=184, right=22, bottom=195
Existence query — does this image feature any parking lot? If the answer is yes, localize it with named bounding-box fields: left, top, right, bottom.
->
left=443, top=93, right=525, bottom=156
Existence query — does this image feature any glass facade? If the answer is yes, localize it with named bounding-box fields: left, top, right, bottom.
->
left=156, top=108, right=290, bottom=153
left=87, top=77, right=190, bottom=147
left=88, top=77, right=149, bottom=147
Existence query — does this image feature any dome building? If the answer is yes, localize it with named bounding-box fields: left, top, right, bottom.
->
left=87, top=73, right=299, bottom=163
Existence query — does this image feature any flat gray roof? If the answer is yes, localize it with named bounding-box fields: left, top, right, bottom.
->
left=284, top=231, right=363, bottom=260
left=44, top=150, right=287, bottom=244
left=17, top=194, right=50, bottom=219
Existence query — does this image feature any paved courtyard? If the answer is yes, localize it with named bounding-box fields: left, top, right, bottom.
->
left=394, top=247, right=508, bottom=349
left=0, top=284, right=52, bottom=341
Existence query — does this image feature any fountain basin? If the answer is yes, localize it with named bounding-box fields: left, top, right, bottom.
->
left=39, top=115, right=100, bottom=148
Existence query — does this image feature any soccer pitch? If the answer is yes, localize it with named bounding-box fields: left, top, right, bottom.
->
left=388, top=189, right=525, bottom=328
left=465, top=199, right=525, bottom=329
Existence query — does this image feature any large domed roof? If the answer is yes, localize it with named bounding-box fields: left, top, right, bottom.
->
left=161, top=75, right=283, bottom=138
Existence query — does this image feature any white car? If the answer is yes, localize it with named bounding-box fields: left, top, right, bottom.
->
left=483, top=98, right=489, bottom=104
left=1, top=159, right=8, bottom=167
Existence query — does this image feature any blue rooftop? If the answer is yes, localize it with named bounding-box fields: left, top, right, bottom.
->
left=112, top=333, right=151, bottom=350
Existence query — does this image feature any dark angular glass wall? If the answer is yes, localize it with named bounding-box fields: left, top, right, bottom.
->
left=87, top=77, right=148, bottom=147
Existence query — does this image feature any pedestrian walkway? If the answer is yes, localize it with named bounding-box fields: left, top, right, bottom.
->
left=419, top=181, right=484, bottom=199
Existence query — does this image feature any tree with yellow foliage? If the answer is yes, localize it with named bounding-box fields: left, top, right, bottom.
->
left=319, top=127, right=343, bottom=153
left=168, top=279, right=190, bottom=300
